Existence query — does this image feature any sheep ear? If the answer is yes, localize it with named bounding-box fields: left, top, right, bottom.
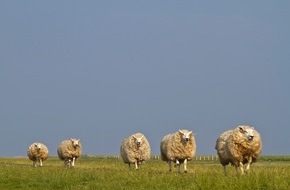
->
left=77, top=139, right=80, bottom=142
left=179, top=129, right=183, bottom=134
left=189, top=131, right=193, bottom=135
left=251, top=127, right=255, bottom=130
left=70, top=138, right=74, bottom=142
left=239, top=126, right=244, bottom=132
left=132, top=135, right=136, bottom=139
left=140, top=135, right=144, bottom=140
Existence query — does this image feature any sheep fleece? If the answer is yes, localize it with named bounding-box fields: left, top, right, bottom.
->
left=57, top=139, right=82, bottom=160
left=160, top=130, right=196, bottom=162
left=215, top=126, right=262, bottom=166
left=27, top=143, right=49, bottom=161
left=120, top=133, right=150, bottom=164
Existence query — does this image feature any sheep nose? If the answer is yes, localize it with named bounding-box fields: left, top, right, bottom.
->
left=185, top=138, right=189, bottom=141
left=249, top=136, right=254, bottom=140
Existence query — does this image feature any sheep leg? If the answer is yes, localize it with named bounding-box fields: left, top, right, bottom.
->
left=71, top=157, right=75, bottom=167
left=239, top=162, right=245, bottom=175
left=184, top=159, right=188, bottom=173
left=135, top=162, right=139, bottom=170
left=168, top=161, right=172, bottom=172
left=223, top=165, right=227, bottom=175
left=33, top=161, right=37, bottom=167
left=65, top=159, right=70, bottom=167
left=246, top=157, right=252, bottom=172
left=40, top=159, right=43, bottom=167
left=174, top=159, right=180, bottom=167
left=175, top=160, right=180, bottom=173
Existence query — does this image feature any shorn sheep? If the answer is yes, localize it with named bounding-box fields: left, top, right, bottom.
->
left=160, top=129, right=196, bottom=173
left=27, top=142, right=49, bottom=167
left=215, top=125, right=262, bottom=175
left=57, top=138, right=82, bottom=167
left=120, top=133, right=151, bottom=170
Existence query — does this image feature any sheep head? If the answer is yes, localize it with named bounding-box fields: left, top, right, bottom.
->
left=132, top=135, right=144, bottom=147
left=34, top=143, right=42, bottom=151
left=239, top=126, right=255, bottom=141
left=70, top=138, right=81, bottom=148
left=179, top=129, right=193, bottom=143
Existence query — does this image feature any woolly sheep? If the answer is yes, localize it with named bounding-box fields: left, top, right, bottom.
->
left=160, top=129, right=196, bottom=173
left=27, top=142, right=49, bottom=167
left=57, top=138, right=82, bottom=167
left=120, top=133, right=151, bottom=170
left=215, top=125, right=262, bottom=175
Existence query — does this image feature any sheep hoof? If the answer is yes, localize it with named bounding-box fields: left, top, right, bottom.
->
left=184, top=170, right=188, bottom=173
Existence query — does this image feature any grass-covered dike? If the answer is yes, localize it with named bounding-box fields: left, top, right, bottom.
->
left=0, top=155, right=289, bottom=190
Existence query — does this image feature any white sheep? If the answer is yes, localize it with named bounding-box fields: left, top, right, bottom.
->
left=160, top=129, right=196, bottom=173
left=215, top=125, right=262, bottom=175
left=57, top=138, right=82, bottom=167
left=120, top=133, right=151, bottom=170
left=27, top=142, right=49, bottom=167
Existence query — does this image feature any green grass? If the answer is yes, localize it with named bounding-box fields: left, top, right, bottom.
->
left=0, top=156, right=289, bottom=190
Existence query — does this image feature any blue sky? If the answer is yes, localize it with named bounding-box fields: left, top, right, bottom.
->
left=1, top=1, right=290, bottom=156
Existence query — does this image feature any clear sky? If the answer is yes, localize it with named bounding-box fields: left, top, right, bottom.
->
left=1, top=1, right=290, bottom=156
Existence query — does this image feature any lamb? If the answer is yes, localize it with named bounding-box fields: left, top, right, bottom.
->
left=27, top=142, right=49, bottom=167
left=215, top=125, right=262, bottom=175
left=120, top=133, right=151, bottom=170
left=160, top=129, right=196, bottom=173
left=57, top=138, right=82, bottom=167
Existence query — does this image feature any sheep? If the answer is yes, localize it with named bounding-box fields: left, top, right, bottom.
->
left=57, top=138, right=82, bottom=167
left=215, top=125, right=262, bottom=175
left=120, top=133, right=151, bottom=170
left=27, top=142, right=49, bottom=167
left=160, top=129, right=196, bottom=173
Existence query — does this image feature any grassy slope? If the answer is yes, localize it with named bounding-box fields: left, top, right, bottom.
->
left=0, top=156, right=289, bottom=190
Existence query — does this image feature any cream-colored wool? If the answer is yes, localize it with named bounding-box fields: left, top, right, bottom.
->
left=27, top=142, right=49, bottom=167
left=120, top=133, right=151, bottom=170
left=57, top=138, right=82, bottom=167
left=215, top=125, right=262, bottom=174
left=160, top=129, right=196, bottom=172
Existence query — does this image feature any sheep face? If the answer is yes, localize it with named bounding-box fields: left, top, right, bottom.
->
left=70, top=139, right=80, bottom=148
left=239, top=126, right=255, bottom=141
left=34, top=143, right=42, bottom=151
left=132, top=135, right=144, bottom=148
left=179, top=130, right=193, bottom=143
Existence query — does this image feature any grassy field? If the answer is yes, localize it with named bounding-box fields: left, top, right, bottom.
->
left=0, top=156, right=289, bottom=190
